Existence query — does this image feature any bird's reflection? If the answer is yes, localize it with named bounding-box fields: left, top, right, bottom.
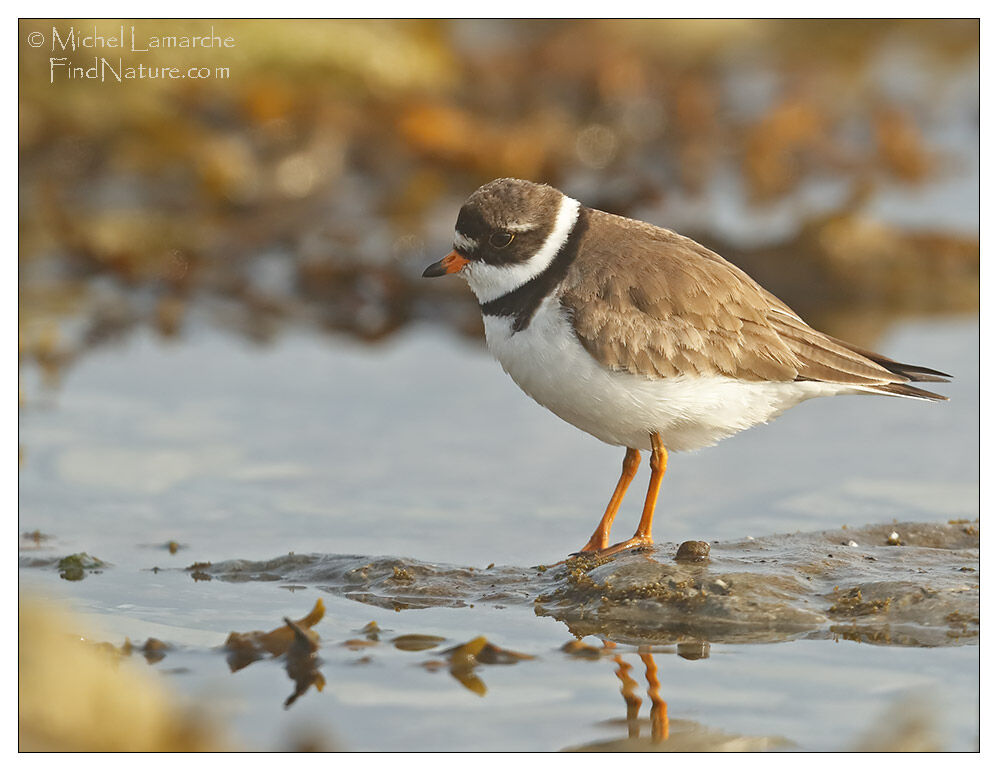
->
left=607, top=643, right=679, bottom=745
left=613, top=651, right=644, bottom=739
left=643, top=652, right=669, bottom=742
left=558, top=639, right=799, bottom=752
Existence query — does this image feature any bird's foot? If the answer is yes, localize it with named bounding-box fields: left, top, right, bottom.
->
left=572, top=534, right=609, bottom=555
left=572, top=535, right=654, bottom=559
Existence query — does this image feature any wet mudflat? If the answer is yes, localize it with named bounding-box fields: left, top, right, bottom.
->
left=18, top=318, right=979, bottom=751
left=194, top=519, right=979, bottom=649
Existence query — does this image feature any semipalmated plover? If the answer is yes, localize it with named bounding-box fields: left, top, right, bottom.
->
left=423, top=178, right=950, bottom=557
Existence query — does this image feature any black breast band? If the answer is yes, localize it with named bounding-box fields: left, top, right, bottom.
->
left=479, top=207, right=589, bottom=333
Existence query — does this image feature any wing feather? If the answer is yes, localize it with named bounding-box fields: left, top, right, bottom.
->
left=561, top=209, right=947, bottom=400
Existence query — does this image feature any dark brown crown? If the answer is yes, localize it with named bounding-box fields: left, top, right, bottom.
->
left=454, top=178, right=563, bottom=266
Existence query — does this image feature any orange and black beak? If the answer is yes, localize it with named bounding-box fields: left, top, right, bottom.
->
left=422, top=250, right=470, bottom=278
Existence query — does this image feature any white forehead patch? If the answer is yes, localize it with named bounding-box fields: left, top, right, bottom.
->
left=453, top=232, right=478, bottom=254
left=462, top=194, right=581, bottom=305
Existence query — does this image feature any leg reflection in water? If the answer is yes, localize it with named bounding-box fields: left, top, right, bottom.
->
left=565, top=640, right=790, bottom=751
left=612, top=651, right=642, bottom=739
left=641, top=651, right=668, bottom=743
left=609, top=644, right=668, bottom=744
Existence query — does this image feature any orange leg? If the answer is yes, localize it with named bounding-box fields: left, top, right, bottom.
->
left=574, top=447, right=641, bottom=553
left=634, top=432, right=668, bottom=542
left=590, top=432, right=668, bottom=557
left=640, top=651, right=669, bottom=743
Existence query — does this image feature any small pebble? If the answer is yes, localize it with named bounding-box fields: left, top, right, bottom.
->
left=561, top=640, right=602, bottom=659
left=708, top=578, right=729, bottom=595
left=677, top=641, right=711, bottom=660
left=676, top=540, right=710, bottom=562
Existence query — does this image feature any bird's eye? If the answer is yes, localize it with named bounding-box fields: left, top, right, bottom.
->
left=489, top=231, right=514, bottom=249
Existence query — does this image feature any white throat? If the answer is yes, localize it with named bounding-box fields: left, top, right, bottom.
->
left=460, top=194, right=580, bottom=304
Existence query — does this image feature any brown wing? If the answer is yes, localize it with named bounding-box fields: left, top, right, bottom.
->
left=562, top=209, right=927, bottom=391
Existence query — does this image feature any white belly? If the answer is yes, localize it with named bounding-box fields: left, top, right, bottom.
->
left=483, top=296, right=846, bottom=451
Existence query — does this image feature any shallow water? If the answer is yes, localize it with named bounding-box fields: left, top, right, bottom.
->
left=18, top=316, right=979, bottom=751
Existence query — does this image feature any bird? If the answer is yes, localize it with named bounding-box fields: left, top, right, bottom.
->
left=422, top=178, right=950, bottom=557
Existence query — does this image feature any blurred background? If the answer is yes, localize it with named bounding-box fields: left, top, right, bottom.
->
left=19, top=20, right=979, bottom=752
left=19, top=19, right=979, bottom=385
